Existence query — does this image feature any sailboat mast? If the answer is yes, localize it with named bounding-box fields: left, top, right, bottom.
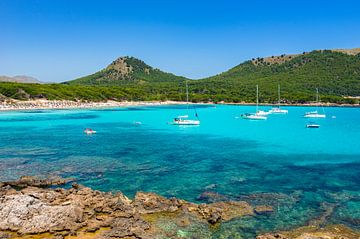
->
left=278, top=84, right=281, bottom=106
left=317, top=88, right=319, bottom=103
left=256, top=85, right=259, bottom=112
left=316, top=88, right=319, bottom=106
left=186, top=81, right=189, bottom=103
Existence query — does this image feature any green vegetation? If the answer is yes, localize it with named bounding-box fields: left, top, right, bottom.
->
left=67, top=56, right=188, bottom=85
left=1, top=50, right=360, bottom=104
left=195, top=50, right=360, bottom=103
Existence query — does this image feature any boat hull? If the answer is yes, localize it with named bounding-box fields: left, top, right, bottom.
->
left=306, top=124, right=320, bottom=128
left=304, top=114, right=326, bottom=118
left=172, top=120, right=200, bottom=125
left=269, top=108, right=288, bottom=114
left=241, top=114, right=267, bottom=120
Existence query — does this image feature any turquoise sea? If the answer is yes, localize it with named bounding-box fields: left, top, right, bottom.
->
left=0, top=104, right=359, bottom=237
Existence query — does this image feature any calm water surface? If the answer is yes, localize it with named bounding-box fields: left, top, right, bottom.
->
left=0, top=104, right=359, bottom=237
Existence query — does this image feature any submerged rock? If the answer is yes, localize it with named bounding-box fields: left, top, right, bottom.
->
left=256, top=224, right=360, bottom=239
left=196, top=191, right=230, bottom=203
left=254, top=205, right=274, bottom=215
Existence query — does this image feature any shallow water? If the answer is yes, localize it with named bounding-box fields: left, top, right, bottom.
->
left=0, top=105, right=359, bottom=237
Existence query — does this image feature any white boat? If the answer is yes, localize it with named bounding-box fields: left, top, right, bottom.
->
left=256, top=110, right=270, bottom=116
left=268, top=85, right=288, bottom=114
left=171, top=81, right=201, bottom=125
left=242, top=85, right=267, bottom=120
left=304, top=88, right=326, bottom=118
left=304, top=110, right=326, bottom=118
left=306, top=123, right=320, bottom=128
left=84, top=128, right=96, bottom=134
left=172, top=115, right=200, bottom=125
left=269, top=107, right=288, bottom=114
left=241, top=113, right=267, bottom=120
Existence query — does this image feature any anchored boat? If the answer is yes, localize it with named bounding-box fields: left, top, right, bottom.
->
left=172, top=81, right=200, bottom=125
left=172, top=115, right=200, bottom=125
left=269, top=84, right=288, bottom=114
left=242, top=85, right=267, bottom=120
left=304, top=88, right=326, bottom=118
left=306, top=122, right=320, bottom=128
left=84, top=128, right=96, bottom=134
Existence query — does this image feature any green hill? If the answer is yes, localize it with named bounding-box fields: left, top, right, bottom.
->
left=1, top=49, right=360, bottom=104
left=191, top=50, right=360, bottom=103
left=67, top=56, right=189, bottom=85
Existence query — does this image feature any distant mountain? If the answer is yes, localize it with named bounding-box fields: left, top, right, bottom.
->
left=0, top=75, right=42, bottom=84
left=67, top=56, right=189, bottom=85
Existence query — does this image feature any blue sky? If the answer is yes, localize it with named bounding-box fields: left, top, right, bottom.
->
left=0, top=0, right=359, bottom=82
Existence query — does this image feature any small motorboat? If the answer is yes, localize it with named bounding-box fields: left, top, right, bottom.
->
left=84, top=128, right=97, bottom=134
left=306, top=123, right=320, bottom=128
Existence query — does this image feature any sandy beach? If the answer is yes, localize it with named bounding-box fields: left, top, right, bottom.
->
left=0, top=99, right=359, bottom=111
left=0, top=99, right=189, bottom=111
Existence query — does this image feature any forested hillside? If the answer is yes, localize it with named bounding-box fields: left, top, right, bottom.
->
left=1, top=49, right=359, bottom=104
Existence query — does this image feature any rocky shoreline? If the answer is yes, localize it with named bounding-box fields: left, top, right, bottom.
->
left=0, top=177, right=359, bottom=239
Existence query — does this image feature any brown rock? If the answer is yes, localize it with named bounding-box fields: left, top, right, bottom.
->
left=0, top=194, right=83, bottom=234
left=133, top=192, right=182, bottom=214
left=3, top=176, right=73, bottom=188
left=209, top=201, right=254, bottom=221
left=256, top=224, right=360, bottom=239
left=0, top=177, right=259, bottom=238
left=0, top=232, right=10, bottom=239
left=196, top=191, right=229, bottom=203
left=103, top=217, right=151, bottom=238
left=254, top=205, right=274, bottom=215
left=256, top=233, right=288, bottom=239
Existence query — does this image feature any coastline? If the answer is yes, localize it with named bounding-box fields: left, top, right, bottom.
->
left=0, top=99, right=189, bottom=112
left=0, top=99, right=359, bottom=112
left=222, top=102, right=360, bottom=108
left=0, top=176, right=358, bottom=239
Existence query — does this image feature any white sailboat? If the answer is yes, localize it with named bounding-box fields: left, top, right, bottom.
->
left=304, top=88, right=326, bottom=118
left=242, top=85, right=267, bottom=120
left=269, top=84, right=288, bottom=114
left=172, top=81, right=200, bottom=125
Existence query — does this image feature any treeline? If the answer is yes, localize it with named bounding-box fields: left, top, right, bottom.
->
left=0, top=81, right=357, bottom=104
